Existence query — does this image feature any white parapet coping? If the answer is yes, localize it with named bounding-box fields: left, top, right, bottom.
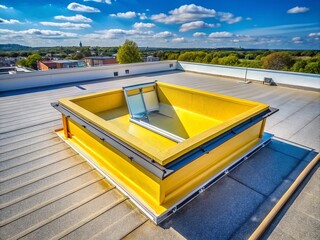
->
left=177, top=61, right=320, bottom=90
left=0, top=61, right=177, bottom=92
left=1, top=60, right=319, bottom=92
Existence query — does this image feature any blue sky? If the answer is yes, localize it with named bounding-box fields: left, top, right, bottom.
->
left=0, top=0, right=319, bottom=49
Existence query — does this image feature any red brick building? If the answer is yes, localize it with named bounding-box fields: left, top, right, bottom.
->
left=83, top=57, right=117, bottom=67
left=37, top=60, right=85, bottom=70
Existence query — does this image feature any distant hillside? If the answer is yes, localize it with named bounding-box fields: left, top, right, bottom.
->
left=0, top=44, right=31, bottom=52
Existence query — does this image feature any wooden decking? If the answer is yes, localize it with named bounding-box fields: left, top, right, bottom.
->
left=0, top=70, right=319, bottom=239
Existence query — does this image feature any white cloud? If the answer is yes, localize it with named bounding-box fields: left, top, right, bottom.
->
left=228, top=17, right=242, bottom=24
left=251, top=37, right=282, bottom=46
left=40, top=22, right=91, bottom=30
left=172, top=37, right=186, bottom=43
left=0, top=4, right=9, bottom=9
left=292, top=37, right=303, bottom=43
left=23, top=29, right=78, bottom=38
left=218, top=12, right=242, bottom=24
left=154, top=31, right=176, bottom=38
left=95, top=29, right=153, bottom=39
left=151, top=4, right=216, bottom=24
left=193, top=32, right=206, bottom=37
left=287, top=6, right=309, bottom=14
left=0, top=18, right=21, bottom=24
left=54, top=14, right=92, bottom=22
left=0, top=29, right=14, bottom=34
left=84, top=0, right=111, bottom=4
left=179, top=21, right=216, bottom=32
left=67, top=2, right=100, bottom=13
left=138, top=13, right=147, bottom=20
left=246, top=17, right=252, bottom=21
left=133, top=22, right=155, bottom=29
left=207, top=33, right=282, bottom=47
left=209, top=31, right=233, bottom=38
left=0, top=28, right=78, bottom=39
left=308, top=32, right=320, bottom=37
left=0, top=28, right=81, bottom=46
left=110, top=11, right=136, bottom=18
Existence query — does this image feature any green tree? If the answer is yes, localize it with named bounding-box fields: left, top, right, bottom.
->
left=245, top=53, right=254, bottom=60
left=70, top=52, right=84, bottom=60
left=304, top=62, right=320, bottom=74
left=263, top=52, right=294, bottom=70
left=8, top=52, right=19, bottom=57
left=16, top=59, right=27, bottom=67
left=291, top=60, right=307, bottom=72
left=301, top=50, right=317, bottom=57
left=17, top=54, right=42, bottom=70
left=167, top=53, right=179, bottom=60
left=218, top=55, right=239, bottom=66
left=210, top=57, right=219, bottom=64
left=203, top=53, right=213, bottom=64
left=255, top=55, right=262, bottom=61
left=154, top=51, right=164, bottom=59
left=178, top=52, right=195, bottom=62
left=238, top=60, right=262, bottom=68
left=80, top=47, right=91, bottom=57
left=117, top=40, right=143, bottom=64
left=27, top=54, right=43, bottom=69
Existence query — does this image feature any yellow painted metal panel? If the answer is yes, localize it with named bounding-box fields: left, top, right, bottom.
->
left=66, top=119, right=168, bottom=215
left=156, top=82, right=266, bottom=121
left=162, top=121, right=263, bottom=207
left=58, top=83, right=268, bottom=166
left=55, top=81, right=273, bottom=217
left=96, top=107, right=177, bottom=151
left=72, top=89, right=126, bottom=114
left=60, top=117, right=264, bottom=216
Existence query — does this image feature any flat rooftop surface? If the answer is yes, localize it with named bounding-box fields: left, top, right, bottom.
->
left=0, top=70, right=319, bottom=239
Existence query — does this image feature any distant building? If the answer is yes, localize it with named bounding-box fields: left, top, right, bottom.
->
left=79, top=41, right=82, bottom=47
left=37, top=60, right=85, bottom=71
left=83, top=56, right=117, bottom=67
left=45, top=53, right=52, bottom=60
left=0, top=66, right=34, bottom=74
left=0, top=57, right=18, bottom=67
left=143, top=56, right=160, bottom=62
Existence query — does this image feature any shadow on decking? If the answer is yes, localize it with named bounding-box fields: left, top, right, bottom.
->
left=159, top=138, right=318, bottom=240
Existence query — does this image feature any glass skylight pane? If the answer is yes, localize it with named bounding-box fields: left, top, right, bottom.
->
left=127, top=94, right=146, bottom=118
left=143, top=90, right=159, bottom=112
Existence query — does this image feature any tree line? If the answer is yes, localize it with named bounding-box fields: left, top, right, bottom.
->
left=4, top=40, right=319, bottom=74
left=155, top=50, right=320, bottom=74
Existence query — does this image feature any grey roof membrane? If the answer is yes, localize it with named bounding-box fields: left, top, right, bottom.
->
left=0, top=70, right=319, bottom=240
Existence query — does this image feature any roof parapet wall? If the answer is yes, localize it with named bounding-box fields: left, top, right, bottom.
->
left=177, top=61, right=320, bottom=91
left=0, top=61, right=177, bottom=92
left=0, top=60, right=319, bottom=92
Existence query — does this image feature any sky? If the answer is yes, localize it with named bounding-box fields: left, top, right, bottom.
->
left=0, top=0, right=319, bottom=49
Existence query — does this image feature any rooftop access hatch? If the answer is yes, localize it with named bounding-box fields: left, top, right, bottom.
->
left=52, top=81, right=278, bottom=223
left=123, top=82, right=185, bottom=143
